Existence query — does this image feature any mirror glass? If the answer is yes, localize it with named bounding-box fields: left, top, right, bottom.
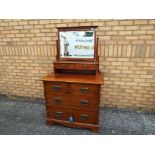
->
left=59, top=31, right=95, bottom=59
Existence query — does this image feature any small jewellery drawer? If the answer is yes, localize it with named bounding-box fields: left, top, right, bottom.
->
left=54, top=63, right=75, bottom=69
left=70, top=94, right=99, bottom=109
left=44, top=82, right=68, bottom=94
left=70, top=83, right=99, bottom=95
left=75, top=64, right=98, bottom=70
left=72, top=108, right=98, bottom=124
left=47, top=106, right=69, bottom=121
left=45, top=94, right=68, bottom=106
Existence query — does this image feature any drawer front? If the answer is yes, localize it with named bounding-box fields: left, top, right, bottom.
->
left=47, top=106, right=69, bottom=121
left=44, top=82, right=68, bottom=95
left=54, top=63, right=75, bottom=69
left=76, top=64, right=98, bottom=70
left=70, top=83, right=99, bottom=95
left=45, top=94, right=68, bottom=106
left=72, top=108, right=98, bottom=124
left=70, top=94, right=99, bottom=109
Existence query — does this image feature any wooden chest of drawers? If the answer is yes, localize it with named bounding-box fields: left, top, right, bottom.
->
left=42, top=73, right=103, bottom=133
left=41, top=26, right=104, bottom=133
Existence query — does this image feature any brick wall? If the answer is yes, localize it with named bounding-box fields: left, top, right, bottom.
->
left=0, top=19, right=155, bottom=111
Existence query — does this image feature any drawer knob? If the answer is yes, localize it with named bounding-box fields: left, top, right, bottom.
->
left=54, top=97, right=62, bottom=104
left=80, top=87, right=89, bottom=93
left=80, top=100, right=89, bottom=106
left=55, top=112, right=62, bottom=118
left=53, top=85, right=61, bottom=91
left=80, top=114, right=88, bottom=120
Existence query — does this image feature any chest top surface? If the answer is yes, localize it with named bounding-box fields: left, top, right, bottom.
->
left=42, top=72, right=103, bottom=85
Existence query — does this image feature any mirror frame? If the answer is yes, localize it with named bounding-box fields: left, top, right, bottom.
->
left=57, top=26, right=98, bottom=62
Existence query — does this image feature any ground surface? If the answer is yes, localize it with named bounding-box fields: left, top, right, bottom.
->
left=0, top=95, right=155, bottom=135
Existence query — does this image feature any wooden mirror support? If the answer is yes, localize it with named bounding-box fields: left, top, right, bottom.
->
left=42, top=26, right=104, bottom=133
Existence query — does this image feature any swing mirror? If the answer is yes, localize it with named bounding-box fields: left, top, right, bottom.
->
left=57, top=26, right=97, bottom=61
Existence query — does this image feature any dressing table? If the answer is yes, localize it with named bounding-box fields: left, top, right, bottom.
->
left=42, top=26, right=104, bottom=132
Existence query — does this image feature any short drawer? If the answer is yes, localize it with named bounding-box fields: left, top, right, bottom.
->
left=47, top=106, right=69, bottom=121
left=44, top=82, right=68, bottom=95
left=72, top=108, right=98, bottom=124
left=70, top=94, right=99, bottom=109
left=45, top=94, right=68, bottom=106
left=54, top=63, right=75, bottom=70
left=75, top=64, right=98, bottom=70
left=70, top=83, right=99, bottom=95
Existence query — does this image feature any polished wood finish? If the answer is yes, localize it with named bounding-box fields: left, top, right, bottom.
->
left=70, top=83, right=100, bottom=95
left=54, top=62, right=99, bottom=71
left=47, top=106, right=69, bottom=121
left=46, top=119, right=99, bottom=133
left=42, top=73, right=103, bottom=84
left=70, top=94, right=99, bottom=109
left=44, top=81, right=68, bottom=94
left=45, top=94, right=68, bottom=106
left=71, top=108, right=98, bottom=124
left=42, top=26, right=104, bottom=133
left=42, top=73, right=103, bottom=133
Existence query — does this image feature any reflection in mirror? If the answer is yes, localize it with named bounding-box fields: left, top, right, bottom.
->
left=60, top=31, right=95, bottom=59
